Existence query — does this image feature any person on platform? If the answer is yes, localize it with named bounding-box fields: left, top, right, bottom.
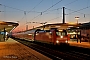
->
left=6, top=34, right=9, bottom=40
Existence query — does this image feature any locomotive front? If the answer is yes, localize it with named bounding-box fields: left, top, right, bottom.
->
left=55, top=30, right=69, bottom=44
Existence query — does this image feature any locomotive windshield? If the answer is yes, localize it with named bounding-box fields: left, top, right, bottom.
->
left=56, top=30, right=67, bottom=36
left=56, top=32, right=67, bottom=36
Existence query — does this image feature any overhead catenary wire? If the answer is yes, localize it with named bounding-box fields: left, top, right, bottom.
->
left=47, top=16, right=61, bottom=22
left=87, top=0, right=89, bottom=7
left=0, top=4, right=24, bottom=12
left=27, top=0, right=44, bottom=13
left=27, top=0, right=63, bottom=23
left=1, top=0, right=85, bottom=32
left=0, top=2, right=43, bottom=32
left=19, top=0, right=43, bottom=23
left=17, top=0, right=44, bottom=31
left=64, top=0, right=78, bottom=6
left=45, top=0, right=78, bottom=13
left=65, top=8, right=84, bottom=15
left=0, top=0, right=43, bottom=23
left=12, top=0, right=90, bottom=32
left=16, top=0, right=43, bottom=30
left=19, top=0, right=63, bottom=31
left=66, top=6, right=90, bottom=15
left=21, top=0, right=78, bottom=24
left=47, top=9, right=62, bottom=22
left=22, top=0, right=79, bottom=29
left=0, top=0, right=79, bottom=22
left=65, top=8, right=90, bottom=18
left=42, top=0, right=62, bottom=13
left=36, top=0, right=78, bottom=22
left=44, top=0, right=90, bottom=23
left=0, top=4, right=41, bottom=13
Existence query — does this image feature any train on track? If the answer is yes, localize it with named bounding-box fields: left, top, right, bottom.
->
left=11, top=28, right=70, bottom=45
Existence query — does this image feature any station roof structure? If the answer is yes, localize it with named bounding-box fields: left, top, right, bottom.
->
left=67, top=22, right=90, bottom=30
left=23, top=22, right=90, bottom=32
left=79, top=22, right=90, bottom=29
left=0, top=21, right=19, bottom=32
left=35, top=23, right=82, bottom=30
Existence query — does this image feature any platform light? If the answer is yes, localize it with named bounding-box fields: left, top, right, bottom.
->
left=67, top=28, right=70, bottom=29
left=68, top=22, right=76, bottom=24
left=68, top=26, right=73, bottom=27
left=28, top=34, right=32, bottom=35
left=8, top=25, right=12, bottom=26
left=75, top=16, right=79, bottom=24
left=59, top=30, right=62, bottom=31
left=76, top=27, right=79, bottom=28
left=55, top=26, right=61, bottom=27
left=68, top=32, right=77, bottom=34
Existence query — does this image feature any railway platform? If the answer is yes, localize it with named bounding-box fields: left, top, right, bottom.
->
left=68, top=40, right=90, bottom=49
left=0, top=38, right=51, bottom=60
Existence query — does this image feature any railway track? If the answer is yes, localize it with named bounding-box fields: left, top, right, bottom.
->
left=12, top=38, right=90, bottom=60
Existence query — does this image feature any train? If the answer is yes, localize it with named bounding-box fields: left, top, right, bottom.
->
left=11, top=28, right=70, bottom=45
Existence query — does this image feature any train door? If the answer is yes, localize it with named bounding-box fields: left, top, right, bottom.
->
left=50, top=29, right=57, bottom=45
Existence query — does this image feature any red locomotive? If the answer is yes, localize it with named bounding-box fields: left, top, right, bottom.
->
left=12, top=28, right=70, bottom=45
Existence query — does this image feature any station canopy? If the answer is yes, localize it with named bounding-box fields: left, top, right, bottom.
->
left=79, top=22, right=90, bottom=29
left=0, top=21, right=19, bottom=32
left=66, top=22, right=90, bottom=30
left=35, top=23, right=82, bottom=30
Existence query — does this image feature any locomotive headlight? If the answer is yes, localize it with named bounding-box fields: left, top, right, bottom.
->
left=56, top=40, right=59, bottom=43
left=65, top=40, right=68, bottom=43
left=61, top=36, right=63, bottom=38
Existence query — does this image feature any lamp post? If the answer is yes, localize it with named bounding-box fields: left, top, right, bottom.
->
left=40, top=22, right=47, bottom=30
left=75, top=16, right=80, bottom=43
left=75, top=16, right=79, bottom=24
